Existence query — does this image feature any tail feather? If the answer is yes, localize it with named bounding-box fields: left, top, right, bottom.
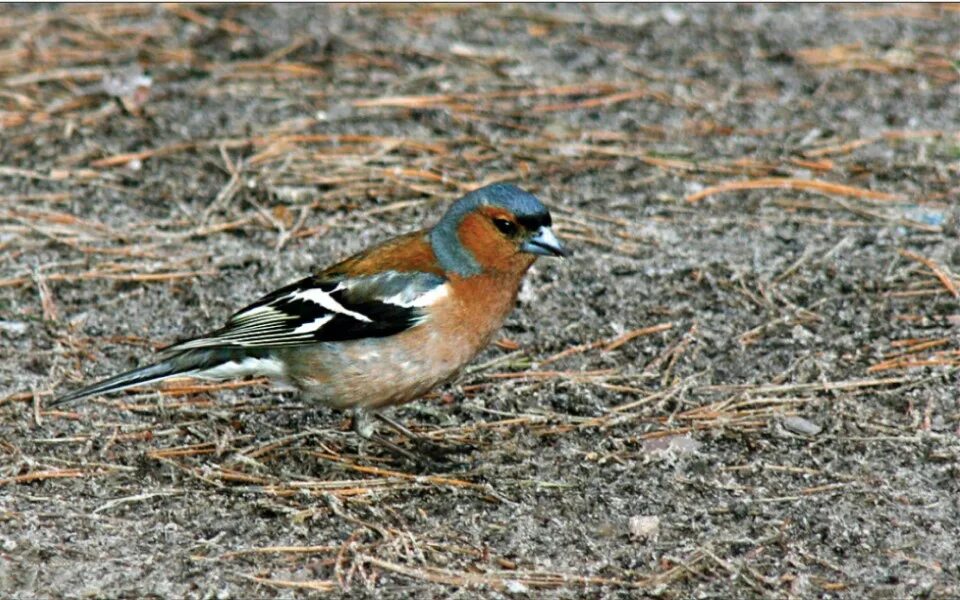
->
left=50, top=360, right=191, bottom=408
left=50, top=348, right=274, bottom=408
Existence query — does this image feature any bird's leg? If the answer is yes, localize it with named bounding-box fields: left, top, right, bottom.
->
left=373, top=411, right=421, bottom=439
left=351, top=407, right=422, bottom=464
left=373, top=411, right=476, bottom=458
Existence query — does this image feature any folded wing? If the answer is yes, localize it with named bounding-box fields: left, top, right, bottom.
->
left=162, top=271, right=448, bottom=353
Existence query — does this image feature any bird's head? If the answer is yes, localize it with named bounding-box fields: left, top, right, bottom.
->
left=430, top=183, right=567, bottom=276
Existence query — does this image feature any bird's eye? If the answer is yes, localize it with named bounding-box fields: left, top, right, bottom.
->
left=493, top=218, right=517, bottom=236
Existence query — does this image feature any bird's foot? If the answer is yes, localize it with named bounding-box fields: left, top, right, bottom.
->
left=410, top=436, right=477, bottom=460
left=373, top=411, right=476, bottom=458
left=352, top=409, right=476, bottom=472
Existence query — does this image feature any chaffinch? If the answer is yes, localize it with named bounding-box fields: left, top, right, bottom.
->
left=52, top=183, right=567, bottom=459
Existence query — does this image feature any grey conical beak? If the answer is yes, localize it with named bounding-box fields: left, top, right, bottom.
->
left=521, top=226, right=568, bottom=258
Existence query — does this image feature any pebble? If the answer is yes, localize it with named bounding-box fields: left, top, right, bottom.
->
left=642, top=433, right=702, bottom=455
left=782, top=416, right=822, bottom=436
left=0, top=320, right=28, bottom=336
left=629, top=515, right=660, bottom=541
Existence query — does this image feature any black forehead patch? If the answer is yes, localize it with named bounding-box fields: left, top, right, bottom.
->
left=516, top=212, right=551, bottom=230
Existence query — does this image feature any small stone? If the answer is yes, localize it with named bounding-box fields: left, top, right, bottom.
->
left=662, top=6, right=686, bottom=25
left=101, top=64, right=152, bottom=100
left=792, top=325, right=814, bottom=342
left=782, top=416, right=822, bottom=436
left=642, top=433, right=702, bottom=455
left=0, top=320, right=28, bottom=336
left=629, top=515, right=660, bottom=541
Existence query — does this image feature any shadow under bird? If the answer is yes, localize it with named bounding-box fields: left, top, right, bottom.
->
left=52, top=183, right=567, bottom=462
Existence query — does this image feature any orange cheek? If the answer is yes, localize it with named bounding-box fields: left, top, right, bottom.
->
left=457, top=213, right=516, bottom=268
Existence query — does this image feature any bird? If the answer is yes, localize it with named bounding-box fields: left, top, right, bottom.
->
left=51, top=183, right=567, bottom=461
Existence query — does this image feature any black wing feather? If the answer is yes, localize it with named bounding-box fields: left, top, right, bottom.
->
left=161, top=271, right=447, bottom=354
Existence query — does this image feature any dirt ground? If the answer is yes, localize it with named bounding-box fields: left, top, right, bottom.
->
left=2, top=4, right=960, bottom=598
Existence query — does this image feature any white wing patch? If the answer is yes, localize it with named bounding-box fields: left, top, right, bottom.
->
left=292, top=314, right=333, bottom=334
left=381, top=283, right=450, bottom=308
left=293, top=285, right=372, bottom=322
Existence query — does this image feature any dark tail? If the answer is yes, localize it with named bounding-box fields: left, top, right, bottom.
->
left=50, top=348, right=252, bottom=408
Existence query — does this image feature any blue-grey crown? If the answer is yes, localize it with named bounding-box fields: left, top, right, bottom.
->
left=429, top=183, right=549, bottom=276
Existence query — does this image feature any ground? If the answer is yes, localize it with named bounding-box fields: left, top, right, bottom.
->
left=2, top=4, right=959, bottom=599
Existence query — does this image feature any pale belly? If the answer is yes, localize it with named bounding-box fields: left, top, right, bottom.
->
left=277, top=323, right=484, bottom=410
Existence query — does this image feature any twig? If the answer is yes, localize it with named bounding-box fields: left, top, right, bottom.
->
left=362, top=555, right=650, bottom=590
left=0, top=270, right=216, bottom=288
left=686, top=177, right=901, bottom=203
left=539, top=322, right=673, bottom=366
left=238, top=574, right=336, bottom=592
left=898, top=248, right=959, bottom=297
left=92, top=490, right=184, bottom=514
left=1, top=468, right=88, bottom=486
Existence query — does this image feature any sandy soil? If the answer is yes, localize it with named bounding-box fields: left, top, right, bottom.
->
left=2, top=4, right=960, bottom=598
